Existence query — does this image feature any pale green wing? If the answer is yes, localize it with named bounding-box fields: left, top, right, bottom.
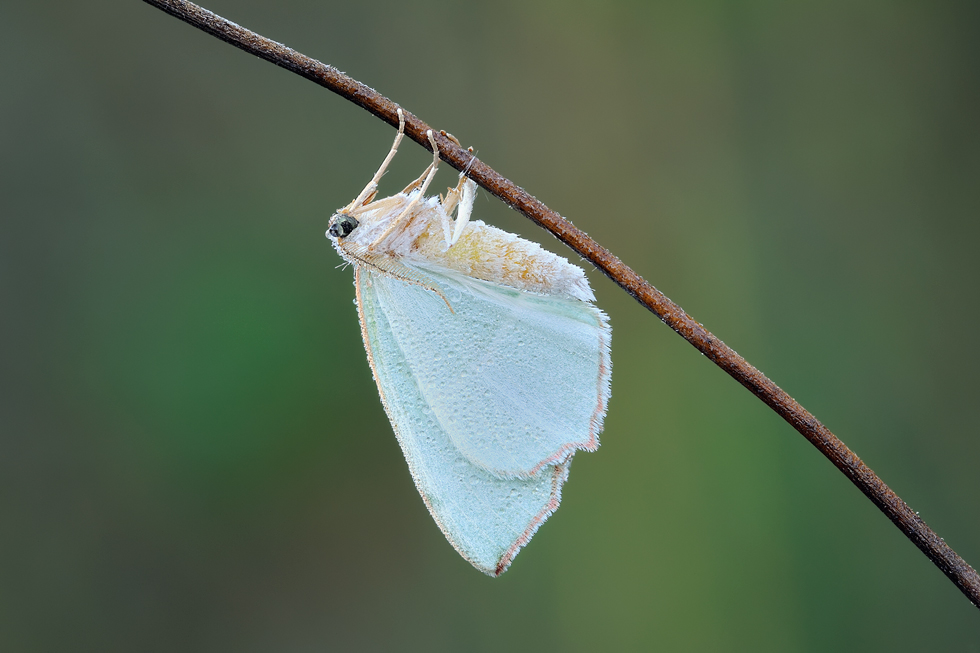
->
left=356, top=268, right=576, bottom=575
left=365, top=263, right=610, bottom=478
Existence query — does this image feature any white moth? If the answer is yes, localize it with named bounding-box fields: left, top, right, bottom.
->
left=327, top=109, right=611, bottom=576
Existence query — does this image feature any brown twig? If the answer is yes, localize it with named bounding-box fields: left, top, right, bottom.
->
left=142, top=0, right=980, bottom=608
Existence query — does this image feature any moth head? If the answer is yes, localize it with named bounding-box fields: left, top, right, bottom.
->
left=327, top=212, right=359, bottom=239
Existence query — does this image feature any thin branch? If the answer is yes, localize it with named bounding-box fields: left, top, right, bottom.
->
left=143, top=0, right=980, bottom=608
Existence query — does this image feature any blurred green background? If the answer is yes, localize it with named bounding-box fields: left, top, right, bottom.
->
left=2, top=0, right=979, bottom=649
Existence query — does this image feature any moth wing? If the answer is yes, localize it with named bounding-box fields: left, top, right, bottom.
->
left=356, top=268, right=574, bottom=575
left=368, top=263, right=610, bottom=477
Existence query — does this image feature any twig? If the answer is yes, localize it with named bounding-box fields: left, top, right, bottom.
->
left=142, top=0, right=980, bottom=608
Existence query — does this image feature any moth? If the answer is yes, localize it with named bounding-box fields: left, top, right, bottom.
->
left=327, top=109, right=611, bottom=575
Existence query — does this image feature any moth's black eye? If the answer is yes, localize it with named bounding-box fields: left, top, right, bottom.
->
left=328, top=214, right=359, bottom=238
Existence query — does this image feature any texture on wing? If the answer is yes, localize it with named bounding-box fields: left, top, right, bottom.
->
left=368, top=264, right=610, bottom=478
left=356, top=268, right=568, bottom=575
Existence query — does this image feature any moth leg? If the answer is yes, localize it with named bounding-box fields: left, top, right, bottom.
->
left=400, top=161, right=436, bottom=195
left=402, top=133, right=458, bottom=195
left=370, top=130, right=441, bottom=248
left=439, top=171, right=477, bottom=247
left=346, top=108, right=406, bottom=212
left=439, top=174, right=466, bottom=245
left=442, top=146, right=478, bottom=246
left=448, top=177, right=476, bottom=246
left=442, top=174, right=467, bottom=215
